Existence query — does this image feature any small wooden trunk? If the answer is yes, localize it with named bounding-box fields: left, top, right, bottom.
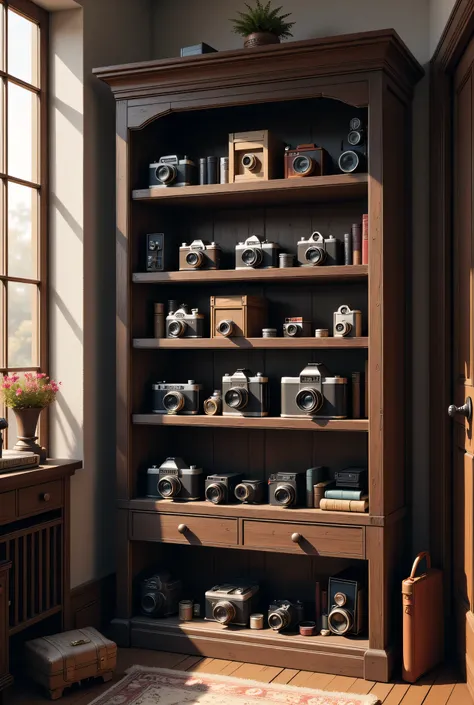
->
left=24, top=627, right=117, bottom=700
left=210, top=295, right=267, bottom=338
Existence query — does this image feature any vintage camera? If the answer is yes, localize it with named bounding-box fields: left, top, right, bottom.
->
left=205, top=473, right=244, bottom=504
left=149, top=155, right=196, bottom=188
left=179, top=240, right=221, bottom=271
left=0, top=418, right=7, bottom=458
left=151, top=380, right=202, bottom=415
left=205, top=584, right=259, bottom=626
left=283, top=317, right=312, bottom=338
left=333, top=305, right=362, bottom=338
left=347, top=117, right=365, bottom=147
left=234, top=479, right=267, bottom=504
left=203, top=390, right=222, bottom=416
left=284, top=143, right=328, bottom=178
left=222, top=369, right=269, bottom=417
left=140, top=571, right=182, bottom=617
left=166, top=304, right=204, bottom=339
left=297, top=232, right=342, bottom=267
left=281, top=362, right=348, bottom=419
left=328, top=569, right=365, bottom=636
left=146, top=233, right=173, bottom=272
left=268, top=599, right=304, bottom=632
left=268, top=471, right=306, bottom=508
left=235, top=235, right=279, bottom=269
left=146, top=457, right=204, bottom=501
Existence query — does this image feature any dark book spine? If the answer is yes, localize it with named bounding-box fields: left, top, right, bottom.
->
left=344, top=232, right=352, bottom=265
left=362, top=213, right=369, bottom=265
left=352, top=223, right=362, bottom=265
left=352, top=372, right=361, bottom=419
left=199, top=158, right=207, bottom=185
left=207, top=156, right=218, bottom=184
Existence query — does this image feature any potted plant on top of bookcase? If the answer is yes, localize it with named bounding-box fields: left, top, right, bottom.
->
left=230, top=0, right=294, bottom=48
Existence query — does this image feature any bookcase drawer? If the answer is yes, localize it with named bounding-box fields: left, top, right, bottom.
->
left=0, top=493, right=16, bottom=524
left=130, top=511, right=238, bottom=546
left=18, top=481, right=63, bottom=517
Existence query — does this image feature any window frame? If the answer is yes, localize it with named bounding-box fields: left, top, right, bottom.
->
left=0, top=0, right=49, bottom=449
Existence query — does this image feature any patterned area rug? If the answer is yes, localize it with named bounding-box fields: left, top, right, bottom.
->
left=89, top=666, right=380, bottom=705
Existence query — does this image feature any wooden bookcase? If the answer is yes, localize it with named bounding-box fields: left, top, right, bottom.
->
left=96, top=30, right=423, bottom=682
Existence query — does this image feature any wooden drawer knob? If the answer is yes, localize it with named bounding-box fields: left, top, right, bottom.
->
left=177, top=524, right=187, bottom=534
left=291, top=533, right=302, bottom=543
left=41, top=493, right=51, bottom=502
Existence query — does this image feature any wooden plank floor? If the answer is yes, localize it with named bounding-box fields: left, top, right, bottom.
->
left=4, top=649, right=472, bottom=704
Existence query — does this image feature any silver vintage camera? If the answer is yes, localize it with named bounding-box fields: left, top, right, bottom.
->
left=222, top=368, right=269, bottom=417
left=205, top=584, right=259, bottom=626
left=281, top=362, right=348, bottom=419
left=333, top=305, right=362, bottom=338
left=235, top=235, right=279, bottom=269
left=166, top=304, right=204, bottom=339
left=297, top=232, right=341, bottom=266
left=152, top=380, right=202, bottom=415
left=282, top=317, right=312, bottom=338
left=149, top=155, right=196, bottom=188
left=146, top=457, right=204, bottom=501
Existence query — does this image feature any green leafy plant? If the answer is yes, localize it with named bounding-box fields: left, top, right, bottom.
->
left=231, top=1, right=294, bottom=39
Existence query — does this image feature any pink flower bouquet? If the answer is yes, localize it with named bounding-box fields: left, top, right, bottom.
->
left=0, top=373, right=61, bottom=410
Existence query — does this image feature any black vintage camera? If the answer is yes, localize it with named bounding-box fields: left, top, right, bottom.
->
left=205, top=473, right=243, bottom=504
left=205, top=584, right=259, bottom=626
left=139, top=571, right=182, bottom=617
left=268, top=599, right=304, bottom=632
left=235, top=235, right=279, bottom=269
left=166, top=304, right=204, bottom=339
left=149, top=155, right=197, bottom=188
left=151, top=380, right=202, bottom=415
left=234, top=479, right=267, bottom=504
left=268, top=471, right=306, bottom=508
left=222, top=369, right=269, bottom=418
left=146, top=457, right=204, bottom=501
left=146, top=233, right=173, bottom=272
left=328, top=569, right=365, bottom=636
left=0, top=418, right=7, bottom=459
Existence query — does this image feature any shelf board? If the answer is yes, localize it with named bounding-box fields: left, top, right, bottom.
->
left=133, top=264, right=368, bottom=285
left=121, top=497, right=373, bottom=526
left=133, top=336, right=369, bottom=350
left=132, top=173, right=368, bottom=208
left=132, top=415, right=368, bottom=431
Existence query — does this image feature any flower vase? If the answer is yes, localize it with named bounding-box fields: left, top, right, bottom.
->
left=13, top=408, right=46, bottom=461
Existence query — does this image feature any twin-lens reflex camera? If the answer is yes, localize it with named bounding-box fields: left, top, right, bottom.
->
left=328, top=569, right=365, bottom=636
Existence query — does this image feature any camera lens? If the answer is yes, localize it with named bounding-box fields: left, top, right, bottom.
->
left=213, top=600, right=236, bottom=625
left=168, top=320, right=186, bottom=338
left=328, top=608, right=353, bottom=635
left=285, top=323, right=298, bottom=337
left=206, top=482, right=225, bottom=504
left=241, top=153, right=259, bottom=172
left=274, top=483, right=296, bottom=507
left=268, top=608, right=290, bottom=631
left=156, top=163, right=177, bottom=185
left=348, top=130, right=362, bottom=146
left=338, top=150, right=360, bottom=173
left=204, top=398, right=218, bottom=415
left=305, top=246, right=326, bottom=265
left=241, top=247, right=263, bottom=267
left=224, top=387, right=249, bottom=410
left=334, top=592, right=347, bottom=607
left=335, top=321, right=352, bottom=336
left=292, top=155, right=314, bottom=176
left=295, top=388, right=324, bottom=414
left=235, top=483, right=250, bottom=502
left=217, top=320, right=234, bottom=337
left=349, top=117, right=362, bottom=131
left=185, top=250, right=204, bottom=269
left=163, top=391, right=185, bottom=413
left=157, top=475, right=182, bottom=498
left=141, top=591, right=164, bottom=616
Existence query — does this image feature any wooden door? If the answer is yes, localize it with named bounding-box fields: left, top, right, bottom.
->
left=452, top=35, right=474, bottom=693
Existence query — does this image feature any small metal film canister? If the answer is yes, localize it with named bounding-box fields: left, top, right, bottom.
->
left=315, top=328, right=329, bottom=338
left=250, top=613, right=264, bottom=630
left=179, top=600, right=194, bottom=621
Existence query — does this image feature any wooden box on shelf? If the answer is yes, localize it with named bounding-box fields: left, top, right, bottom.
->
left=210, top=295, right=267, bottom=338
left=228, top=130, right=280, bottom=182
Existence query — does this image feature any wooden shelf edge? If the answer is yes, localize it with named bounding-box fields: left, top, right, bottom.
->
left=133, top=337, right=369, bottom=350
left=132, top=415, right=369, bottom=431
left=132, top=265, right=368, bottom=284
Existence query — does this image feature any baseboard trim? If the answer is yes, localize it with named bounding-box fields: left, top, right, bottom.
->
left=70, top=573, right=116, bottom=630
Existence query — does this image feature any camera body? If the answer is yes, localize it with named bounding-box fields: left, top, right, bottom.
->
left=328, top=569, right=365, bottom=636
left=234, top=479, right=267, bottom=504
left=268, top=471, right=306, bottom=508
left=284, top=143, right=328, bottom=178
left=297, top=232, right=342, bottom=267
left=205, top=584, right=259, bottom=626
left=146, top=233, right=173, bottom=272
left=235, top=236, right=279, bottom=269
left=139, top=571, right=182, bottom=618
left=179, top=240, right=221, bottom=271
left=333, top=305, right=362, bottom=338
left=282, top=317, right=312, bottom=338
left=149, top=155, right=196, bottom=188
left=205, top=472, right=244, bottom=505
left=281, top=362, right=348, bottom=419
left=222, top=369, right=269, bottom=417
left=166, top=304, right=204, bottom=339
left=146, top=457, right=204, bottom=501
left=151, top=380, right=202, bottom=415
left=268, top=599, right=304, bottom=632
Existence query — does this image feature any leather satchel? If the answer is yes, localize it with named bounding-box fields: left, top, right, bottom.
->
left=402, top=552, right=443, bottom=683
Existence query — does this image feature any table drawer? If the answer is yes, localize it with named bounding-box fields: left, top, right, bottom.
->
left=18, top=481, right=63, bottom=516
left=0, top=493, right=16, bottom=524
left=131, top=512, right=239, bottom=546
left=242, top=520, right=365, bottom=558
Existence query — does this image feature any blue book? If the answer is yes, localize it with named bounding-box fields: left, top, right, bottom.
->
left=324, top=489, right=364, bottom=500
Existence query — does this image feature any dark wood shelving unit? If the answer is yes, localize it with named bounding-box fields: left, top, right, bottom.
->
left=96, top=29, right=422, bottom=681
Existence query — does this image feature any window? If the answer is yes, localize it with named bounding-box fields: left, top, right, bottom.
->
left=0, top=0, right=48, bottom=448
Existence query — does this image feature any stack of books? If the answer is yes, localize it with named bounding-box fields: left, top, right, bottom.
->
left=319, top=467, right=368, bottom=513
left=0, top=450, right=40, bottom=474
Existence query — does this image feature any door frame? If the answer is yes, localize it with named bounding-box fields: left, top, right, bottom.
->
left=430, top=0, right=474, bottom=614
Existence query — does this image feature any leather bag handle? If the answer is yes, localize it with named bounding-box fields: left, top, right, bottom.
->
left=409, top=551, right=431, bottom=579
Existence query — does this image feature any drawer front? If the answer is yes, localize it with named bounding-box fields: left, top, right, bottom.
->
left=242, top=520, right=365, bottom=559
left=131, top=512, right=238, bottom=546
left=0, top=492, right=16, bottom=524
left=18, top=481, right=63, bottom=516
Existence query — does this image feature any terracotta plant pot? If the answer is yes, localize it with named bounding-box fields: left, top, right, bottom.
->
left=13, top=407, right=45, bottom=460
left=244, top=32, right=280, bottom=48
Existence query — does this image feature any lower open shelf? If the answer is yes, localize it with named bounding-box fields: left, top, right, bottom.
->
left=128, top=615, right=369, bottom=677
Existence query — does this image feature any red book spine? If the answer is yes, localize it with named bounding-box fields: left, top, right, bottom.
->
left=362, top=213, right=369, bottom=265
